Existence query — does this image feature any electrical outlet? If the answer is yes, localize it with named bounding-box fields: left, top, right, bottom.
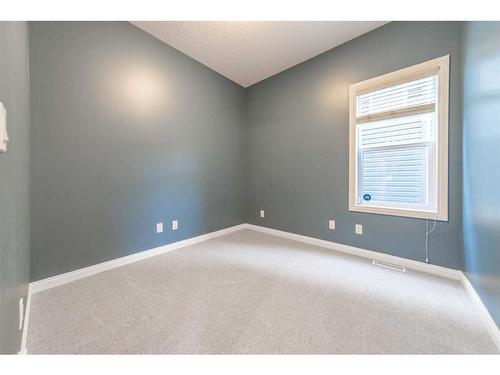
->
left=355, top=224, right=363, bottom=235
left=329, top=220, right=336, bottom=230
left=156, top=222, right=163, bottom=233
left=260, top=210, right=265, bottom=218
left=172, top=220, right=178, bottom=230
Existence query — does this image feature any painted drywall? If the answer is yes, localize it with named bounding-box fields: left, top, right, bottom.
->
left=462, top=22, right=500, bottom=326
left=246, top=22, right=464, bottom=269
left=0, top=22, right=31, bottom=354
left=29, top=22, right=246, bottom=281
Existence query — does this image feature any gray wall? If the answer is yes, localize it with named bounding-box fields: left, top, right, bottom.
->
left=29, top=22, right=246, bottom=281
left=246, top=22, right=464, bottom=269
left=15, top=21, right=500, bottom=328
left=462, top=22, right=500, bottom=326
left=0, top=22, right=31, bottom=354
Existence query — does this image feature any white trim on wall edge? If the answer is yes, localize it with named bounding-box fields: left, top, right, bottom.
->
left=17, top=283, right=32, bottom=355
left=243, top=224, right=500, bottom=350
left=461, top=275, right=500, bottom=350
left=29, top=222, right=463, bottom=292
left=242, top=224, right=462, bottom=280
left=29, top=224, right=246, bottom=294
left=22, top=222, right=499, bottom=353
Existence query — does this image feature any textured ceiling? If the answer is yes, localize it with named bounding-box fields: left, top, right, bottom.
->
left=131, top=21, right=389, bottom=87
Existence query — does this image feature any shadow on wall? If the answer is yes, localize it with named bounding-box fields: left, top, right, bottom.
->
left=0, top=21, right=30, bottom=354
left=463, top=21, right=500, bottom=327
left=29, top=22, right=246, bottom=281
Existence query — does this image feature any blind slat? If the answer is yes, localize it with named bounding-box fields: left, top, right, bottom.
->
left=359, top=113, right=434, bottom=148
left=356, top=75, right=438, bottom=119
left=358, top=141, right=429, bottom=205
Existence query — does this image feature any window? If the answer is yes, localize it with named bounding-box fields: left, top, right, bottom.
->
left=349, top=56, right=449, bottom=220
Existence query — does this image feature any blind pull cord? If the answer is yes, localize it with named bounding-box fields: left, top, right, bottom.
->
left=425, top=219, right=437, bottom=263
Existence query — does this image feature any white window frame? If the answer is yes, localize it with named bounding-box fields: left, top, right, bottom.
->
left=348, top=55, right=449, bottom=221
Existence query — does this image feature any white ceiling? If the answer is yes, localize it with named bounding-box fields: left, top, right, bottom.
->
left=131, top=21, right=389, bottom=87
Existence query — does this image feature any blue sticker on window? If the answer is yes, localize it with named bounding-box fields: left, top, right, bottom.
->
left=363, top=194, right=372, bottom=201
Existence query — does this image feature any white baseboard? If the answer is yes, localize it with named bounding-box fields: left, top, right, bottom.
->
left=242, top=224, right=463, bottom=280
left=461, top=274, right=500, bottom=351
left=25, top=221, right=499, bottom=353
left=242, top=223, right=500, bottom=350
left=18, top=284, right=32, bottom=355
left=30, top=222, right=462, bottom=294
left=30, top=224, right=246, bottom=294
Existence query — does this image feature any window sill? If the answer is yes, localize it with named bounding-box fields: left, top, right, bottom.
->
left=348, top=203, right=448, bottom=221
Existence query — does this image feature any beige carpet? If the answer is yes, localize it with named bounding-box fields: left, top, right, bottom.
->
left=27, top=229, right=499, bottom=354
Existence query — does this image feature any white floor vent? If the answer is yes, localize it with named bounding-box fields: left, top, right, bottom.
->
left=372, top=260, right=406, bottom=273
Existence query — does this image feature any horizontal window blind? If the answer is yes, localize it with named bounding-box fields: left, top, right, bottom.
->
left=349, top=56, right=449, bottom=220
left=359, top=114, right=434, bottom=148
left=356, top=75, right=437, bottom=122
left=355, top=76, right=437, bottom=208
left=359, top=144, right=428, bottom=205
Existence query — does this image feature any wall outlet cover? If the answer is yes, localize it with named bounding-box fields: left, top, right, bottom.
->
left=355, top=224, right=363, bottom=235
left=329, top=220, right=336, bottom=230
left=156, top=222, right=163, bottom=233
left=172, top=220, right=178, bottom=230
left=260, top=210, right=265, bottom=218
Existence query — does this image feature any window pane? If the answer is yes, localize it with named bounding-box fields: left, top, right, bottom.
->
left=359, top=113, right=434, bottom=148
left=356, top=75, right=437, bottom=118
left=359, top=144, right=429, bottom=206
left=349, top=56, right=448, bottom=220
